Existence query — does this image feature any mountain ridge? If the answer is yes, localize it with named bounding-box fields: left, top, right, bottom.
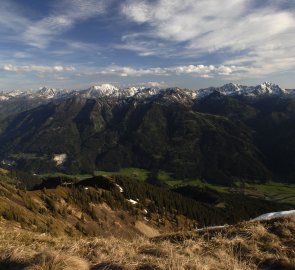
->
left=0, top=82, right=293, bottom=103
left=0, top=82, right=294, bottom=183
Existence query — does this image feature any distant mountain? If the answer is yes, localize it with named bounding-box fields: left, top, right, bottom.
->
left=0, top=82, right=291, bottom=119
left=287, top=88, right=295, bottom=97
left=0, top=86, right=69, bottom=100
left=35, top=86, right=72, bottom=99
left=0, top=82, right=294, bottom=183
left=0, top=82, right=291, bottom=104
left=198, top=82, right=287, bottom=98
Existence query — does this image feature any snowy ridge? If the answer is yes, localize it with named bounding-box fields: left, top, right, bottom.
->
left=7, top=89, right=26, bottom=97
left=0, top=87, right=69, bottom=100
left=252, top=210, right=295, bottom=221
left=0, top=95, right=9, bottom=101
left=79, top=84, right=120, bottom=98
left=36, top=87, right=67, bottom=99
left=0, top=82, right=291, bottom=102
left=196, top=209, right=295, bottom=232
left=198, top=82, right=287, bottom=98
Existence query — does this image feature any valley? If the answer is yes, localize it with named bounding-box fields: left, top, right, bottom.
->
left=0, top=82, right=294, bottom=270
left=0, top=82, right=295, bottom=185
left=1, top=1, right=295, bottom=268
left=40, top=167, right=295, bottom=206
left=0, top=169, right=294, bottom=270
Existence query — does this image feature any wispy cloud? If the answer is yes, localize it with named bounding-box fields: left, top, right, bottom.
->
left=0, top=1, right=30, bottom=40
left=1, top=0, right=294, bottom=89
left=90, top=64, right=244, bottom=78
left=121, top=0, right=295, bottom=76
left=0, top=0, right=109, bottom=49
left=1, top=64, right=75, bottom=73
left=23, top=0, right=108, bottom=48
left=1, top=62, right=245, bottom=78
left=115, top=33, right=176, bottom=57
left=13, top=52, right=32, bottom=59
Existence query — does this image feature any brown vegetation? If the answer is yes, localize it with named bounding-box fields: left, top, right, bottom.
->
left=0, top=216, right=294, bottom=270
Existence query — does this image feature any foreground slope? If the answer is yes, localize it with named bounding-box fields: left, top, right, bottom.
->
left=0, top=215, right=294, bottom=269
left=0, top=168, right=294, bottom=269
left=0, top=169, right=291, bottom=233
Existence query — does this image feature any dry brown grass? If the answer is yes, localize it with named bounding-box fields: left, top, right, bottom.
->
left=0, top=216, right=295, bottom=270
left=25, top=252, right=89, bottom=270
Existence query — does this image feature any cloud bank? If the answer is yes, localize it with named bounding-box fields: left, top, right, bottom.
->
left=1, top=63, right=242, bottom=78
left=97, top=64, right=241, bottom=77
left=1, top=64, right=75, bottom=73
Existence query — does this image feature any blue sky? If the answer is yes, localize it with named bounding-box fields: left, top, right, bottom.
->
left=0, top=0, right=295, bottom=90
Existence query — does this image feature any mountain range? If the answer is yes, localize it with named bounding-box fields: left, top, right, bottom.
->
left=0, top=82, right=293, bottom=102
left=0, top=82, right=294, bottom=184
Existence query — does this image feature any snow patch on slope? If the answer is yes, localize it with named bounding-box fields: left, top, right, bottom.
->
left=0, top=96, right=9, bottom=101
left=115, top=184, right=124, bottom=193
left=53, top=153, right=67, bottom=166
left=252, top=210, right=295, bottom=221
left=126, top=199, right=138, bottom=205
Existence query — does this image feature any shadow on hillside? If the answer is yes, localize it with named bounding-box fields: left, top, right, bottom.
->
left=91, top=262, right=125, bottom=270
left=136, top=264, right=162, bottom=270
left=91, top=263, right=162, bottom=270
left=260, top=258, right=295, bottom=270
left=0, top=260, right=27, bottom=270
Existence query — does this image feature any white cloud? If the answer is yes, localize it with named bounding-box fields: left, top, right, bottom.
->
left=93, top=64, right=241, bottom=77
left=0, top=1, right=30, bottom=39
left=143, top=81, right=168, bottom=88
left=0, top=0, right=108, bottom=49
left=115, top=33, right=176, bottom=57
left=23, top=0, right=108, bottom=48
left=13, top=52, right=32, bottom=59
left=123, top=0, right=248, bottom=41
left=2, top=63, right=239, bottom=78
left=121, top=0, right=295, bottom=76
left=1, top=64, right=75, bottom=73
left=124, top=81, right=168, bottom=88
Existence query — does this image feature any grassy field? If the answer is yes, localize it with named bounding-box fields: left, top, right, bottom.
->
left=9, top=152, right=48, bottom=160
left=158, top=172, right=295, bottom=205
left=1, top=217, right=295, bottom=270
left=250, top=182, right=295, bottom=205
left=95, top=168, right=148, bottom=182
left=157, top=170, right=229, bottom=192
left=41, top=168, right=149, bottom=183
left=41, top=168, right=295, bottom=205
left=41, top=172, right=93, bottom=181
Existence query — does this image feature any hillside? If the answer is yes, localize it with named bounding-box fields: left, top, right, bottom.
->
left=0, top=170, right=294, bottom=269
left=0, top=133, right=294, bottom=270
left=0, top=214, right=294, bottom=269
left=0, top=169, right=292, bottom=236
left=0, top=84, right=294, bottom=183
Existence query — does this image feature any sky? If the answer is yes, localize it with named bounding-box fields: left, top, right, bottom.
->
left=0, top=0, right=295, bottom=91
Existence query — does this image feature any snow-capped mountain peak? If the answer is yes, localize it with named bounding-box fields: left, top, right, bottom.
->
left=89, top=84, right=119, bottom=92
left=0, top=95, right=9, bottom=101
left=37, top=87, right=57, bottom=98
left=83, top=84, right=121, bottom=98
left=0, top=82, right=291, bottom=103
left=198, top=82, right=287, bottom=98
left=253, top=82, right=286, bottom=95
left=7, top=89, right=25, bottom=97
left=36, top=86, right=69, bottom=99
left=82, top=84, right=159, bottom=99
left=222, top=83, right=241, bottom=91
